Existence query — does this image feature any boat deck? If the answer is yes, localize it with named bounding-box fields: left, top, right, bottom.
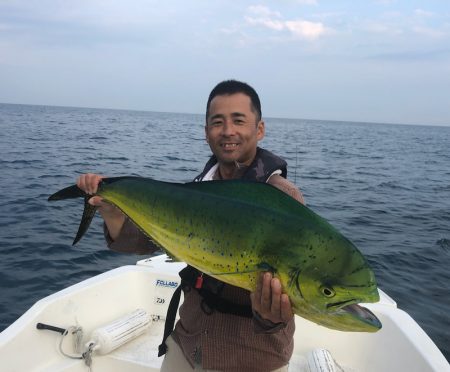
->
left=0, top=255, right=448, bottom=371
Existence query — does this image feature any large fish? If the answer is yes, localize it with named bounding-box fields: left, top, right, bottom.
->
left=49, top=177, right=381, bottom=332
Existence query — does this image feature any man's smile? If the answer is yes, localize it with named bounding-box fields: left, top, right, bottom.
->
left=221, top=143, right=239, bottom=149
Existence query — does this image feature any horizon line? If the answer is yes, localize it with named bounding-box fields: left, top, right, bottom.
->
left=1, top=101, right=449, bottom=129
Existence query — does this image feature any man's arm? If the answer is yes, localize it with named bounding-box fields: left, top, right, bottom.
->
left=77, top=173, right=157, bottom=254
left=77, top=173, right=126, bottom=239
left=267, top=174, right=305, bottom=205
left=250, top=174, right=304, bottom=329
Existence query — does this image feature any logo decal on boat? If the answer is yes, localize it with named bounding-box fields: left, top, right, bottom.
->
left=156, top=279, right=179, bottom=288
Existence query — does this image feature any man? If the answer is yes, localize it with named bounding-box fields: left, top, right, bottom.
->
left=77, top=80, right=304, bottom=371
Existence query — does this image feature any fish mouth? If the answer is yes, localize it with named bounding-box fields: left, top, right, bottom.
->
left=328, top=299, right=382, bottom=330
left=342, top=303, right=381, bottom=329
left=327, top=299, right=357, bottom=310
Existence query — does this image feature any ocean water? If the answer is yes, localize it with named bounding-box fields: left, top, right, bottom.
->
left=0, top=103, right=449, bottom=361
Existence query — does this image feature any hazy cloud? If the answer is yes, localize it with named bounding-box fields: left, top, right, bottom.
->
left=413, top=26, right=446, bottom=39
left=247, top=5, right=281, bottom=18
left=246, top=5, right=328, bottom=40
left=294, top=0, right=318, bottom=4
left=414, top=9, right=434, bottom=18
left=373, top=0, right=396, bottom=4
left=284, top=20, right=327, bottom=40
left=361, top=21, right=403, bottom=35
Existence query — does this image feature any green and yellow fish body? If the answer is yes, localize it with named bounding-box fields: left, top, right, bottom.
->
left=49, top=177, right=381, bottom=332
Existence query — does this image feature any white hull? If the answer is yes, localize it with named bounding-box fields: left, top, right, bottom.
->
left=0, top=254, right=448, bottom=372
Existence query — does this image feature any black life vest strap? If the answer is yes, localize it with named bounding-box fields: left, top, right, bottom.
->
left=158, top=266, right=253, bottom=356
left=198, top=287, right=253, bottom=318
left=158, top=283, right=182, bottom=357
left=179, top=266, right=253, bottom=318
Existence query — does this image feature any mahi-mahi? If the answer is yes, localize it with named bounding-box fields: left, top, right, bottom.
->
left=49, top=177, right=381, bottom=332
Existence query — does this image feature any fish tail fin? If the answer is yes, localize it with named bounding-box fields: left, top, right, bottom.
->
left=73, top=198, right=98, bottom=245
left=48, top=185, right=97, bottom=245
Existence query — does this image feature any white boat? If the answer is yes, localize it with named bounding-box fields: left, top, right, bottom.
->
left=0, top=254, right=448, bottom=372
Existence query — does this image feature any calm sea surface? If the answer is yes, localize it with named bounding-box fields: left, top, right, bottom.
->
left=0, top=103, right=449, bottom=361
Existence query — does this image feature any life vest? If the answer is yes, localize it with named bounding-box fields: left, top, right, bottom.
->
left=193, top=147, right=287, bottom=182
left=158, top=147, right=288, bottom=357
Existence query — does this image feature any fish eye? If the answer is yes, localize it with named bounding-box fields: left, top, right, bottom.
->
left=320, top=286, right=336, bottom=298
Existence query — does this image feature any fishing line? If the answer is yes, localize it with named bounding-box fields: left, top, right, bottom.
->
left=234, top=160, right=244, bottom=169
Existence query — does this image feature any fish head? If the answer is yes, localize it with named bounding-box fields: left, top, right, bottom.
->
left=283, top=234, right=381, bottom=332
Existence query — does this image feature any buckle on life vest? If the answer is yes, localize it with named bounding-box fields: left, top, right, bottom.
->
left=195, top=273, right=204, bottom=289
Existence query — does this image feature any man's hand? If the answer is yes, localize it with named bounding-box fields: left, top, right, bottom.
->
left=77, top=173, right=114, bottom=211
left=76, top=173, right=125, bottom=240
left=250, top=272, right=293, bottom=324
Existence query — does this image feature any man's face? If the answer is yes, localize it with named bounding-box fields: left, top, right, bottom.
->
left=205, top=93, right=265, bottom=166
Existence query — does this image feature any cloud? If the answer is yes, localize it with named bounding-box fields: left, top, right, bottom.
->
left=246, top=16, right=284, bottom=31
left=373, top=0, right=396, bottom=4
left=285, top=20, right=327, bottom=40
left=369, top=48, right=450, bottom=61
left=414, top=9, right=434, bottom=18
left=356, top=8, right=449, bottom=40
left=247, top=5, right=281, bottom=18
left=245, top=5, right=328, bottom=41
left=413, top=26, right=446, bottom=39
left=362, top=21, right=403, bottom=35
left=294, top=0, right=318, bottom=4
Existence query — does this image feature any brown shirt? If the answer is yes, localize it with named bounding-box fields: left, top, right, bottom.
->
left=173, top=280, right=294, bottom=372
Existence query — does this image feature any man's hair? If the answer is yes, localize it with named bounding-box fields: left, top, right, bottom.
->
left=206, top=80, right=262, bottom=122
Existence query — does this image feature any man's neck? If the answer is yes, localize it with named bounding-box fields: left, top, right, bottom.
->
left=216, top=162, right=248, bottom=180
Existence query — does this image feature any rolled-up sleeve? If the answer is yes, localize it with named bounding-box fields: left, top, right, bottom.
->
left=252, top=311, right=290, bottom=334
left=104, top=218, right=161, bottom=255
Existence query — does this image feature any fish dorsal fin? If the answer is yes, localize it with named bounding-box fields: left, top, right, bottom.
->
left=181, top=180, right=306, bottom=217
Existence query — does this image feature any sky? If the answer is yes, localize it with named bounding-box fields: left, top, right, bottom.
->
left=0, top=1, right=449, bottom=126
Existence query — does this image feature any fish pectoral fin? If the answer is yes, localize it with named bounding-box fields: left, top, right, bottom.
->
left=256, top=262, right=277, bottom=274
